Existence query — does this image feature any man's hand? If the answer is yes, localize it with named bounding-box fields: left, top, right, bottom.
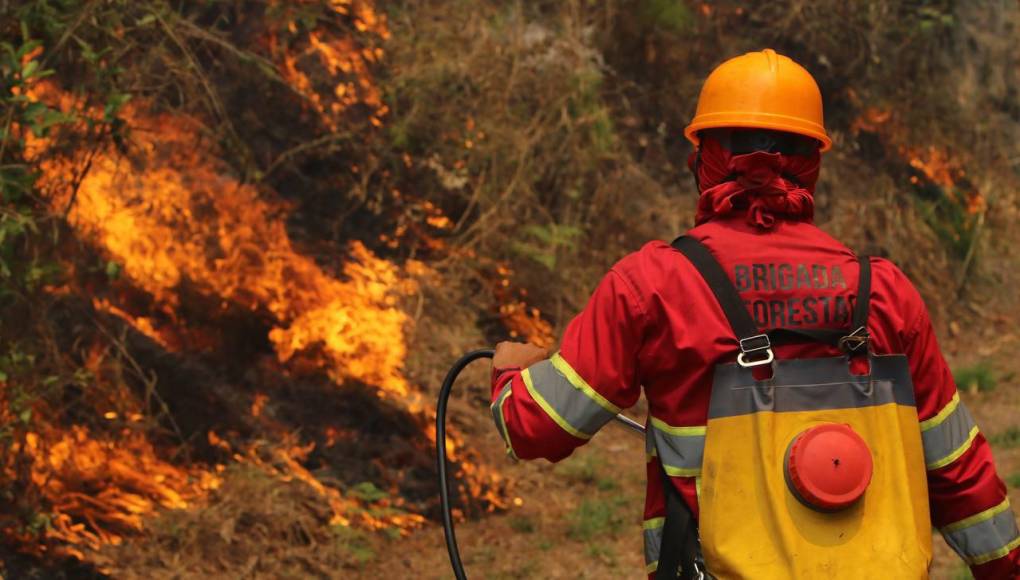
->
left=493, top=341, right=548, bottom=371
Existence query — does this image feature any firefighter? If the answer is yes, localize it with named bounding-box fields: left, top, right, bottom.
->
left=489, top=49, right=1020, bottom=579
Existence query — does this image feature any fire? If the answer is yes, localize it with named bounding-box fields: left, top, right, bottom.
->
left=17, top=79, right=512, bottom=557
left=907, top=146, right=985, bottom=215
left=909, top=146, right=962, bottom=190
left=6, top=426, right=219, bottom=558
left=850, top=106, right=892, bottom=135
left=7, top=0, right=510, bottom=562
left=268, top=0, right=389, bottom=128
left=849, top=107, right=985, bottom=216
left=492, top=265, right=555, bottom=349
left=91, top=298, right=173, bottom=350
left=499, top=301, right=555, bottom=349
left=208, top=430, right=425, bottom=531
left=30, top=98, right=417, bottom=402
left=12, top=81, right=431, bottom=557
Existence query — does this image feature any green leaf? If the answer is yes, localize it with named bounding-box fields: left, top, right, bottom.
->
left=21, top=59, right=38, bottom=80
left=104, top=92, right=132, bottom=119
left=19, top=409, right=31, bottom=424
left=349, top=481, right=388, bottom=502
left=14, top=40, right=42, bottom=60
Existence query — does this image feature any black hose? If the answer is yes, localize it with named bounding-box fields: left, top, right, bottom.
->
left=436, top=349, right=646, bottom=579
left=436, top=348, right=493, bottom=580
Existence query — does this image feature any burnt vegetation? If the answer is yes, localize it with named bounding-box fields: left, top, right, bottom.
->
left=1, top=0, right=1018, bottom=577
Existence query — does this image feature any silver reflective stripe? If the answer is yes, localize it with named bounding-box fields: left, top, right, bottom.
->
left=650, top=417, right=706, bottom=477
left=521, top=359, right=618, bottom=439
left=943, top=500, right=1020, bottom=565
left=921, top=395, right=978, bottom=470
left=709, top=356, right=918, bottom=415
left=708, top=355, right=916, bottom=419
left=490, top=381, right=517, bottom=458
left=644, top=517, right=664, bottom=569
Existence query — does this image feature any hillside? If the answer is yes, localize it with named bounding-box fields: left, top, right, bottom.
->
left=0, top=1, right=1017, bottom=579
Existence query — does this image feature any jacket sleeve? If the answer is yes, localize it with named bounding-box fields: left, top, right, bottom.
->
left=904, top=304, right=1020, bottom=578
left=489, top=267, right=646, bottom=462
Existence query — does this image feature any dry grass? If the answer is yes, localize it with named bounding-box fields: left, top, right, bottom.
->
left=99, top=465, right=382, bottom=579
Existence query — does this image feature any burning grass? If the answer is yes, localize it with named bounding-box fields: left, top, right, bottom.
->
left=1, top=1, right=509, bottom=561
left=7, top=426, right=221, bottom=561
left=7, top=82, right=509, bottom=564
left=29, top=88, right=418, bottom=403
left=98, top=464, right=393, bottom=578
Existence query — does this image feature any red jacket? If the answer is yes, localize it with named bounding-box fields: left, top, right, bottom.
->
left=491, top=216, right=1019, bottom=578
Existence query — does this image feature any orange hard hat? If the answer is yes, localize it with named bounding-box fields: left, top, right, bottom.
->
left=684, top=49, right=832, bottom=152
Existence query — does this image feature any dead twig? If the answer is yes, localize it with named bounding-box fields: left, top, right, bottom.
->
left=955, top=209, right=985, bottom=298
left=262, top=132, right=356, bottom=179
left=90, top=313, right=189, bottom=452
left=153, top=9, right=248, bottom=170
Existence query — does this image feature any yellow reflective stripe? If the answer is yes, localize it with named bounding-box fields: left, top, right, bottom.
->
left=650, top=417, right=706, bottom=476
left=494, top=388, right=518, bottom=460
left=969, top=534, right=1020, bottom=566
left=643, top=517, right=665, bottom=530
left=646, top=446, right=658, bottom=462
left=927, top=425, right=979, bottom=470
left=664, top=464, right=702, bottom=477
left=944, top=499, right=1012, bottom=534
left=646, top=561, right=658, bottom=574
left=921, top=391, right=960, bottom=432
left=650, top=416, right=707, bottom=437
left=521, top=367, right=590, bottom=440
left=696, top=476, right=702, bottom=503
left=549, top=353, right=622, bottom=415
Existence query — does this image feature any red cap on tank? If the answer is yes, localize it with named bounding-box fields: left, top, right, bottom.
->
left=785, top=423, right=873, bottom=511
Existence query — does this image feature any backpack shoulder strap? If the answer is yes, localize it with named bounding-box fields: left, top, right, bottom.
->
left=670, top=236, right=773, bottom=367
left=655, top=464, right=704, bottom=580
left=839, top=254, right=872, bottom=353
left=672, top=236, right=873, bottom=355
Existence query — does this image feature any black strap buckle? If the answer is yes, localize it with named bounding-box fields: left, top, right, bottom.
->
left=838, top=326, right=870, bottom=353
left=737, top=334, right=774, bottom=368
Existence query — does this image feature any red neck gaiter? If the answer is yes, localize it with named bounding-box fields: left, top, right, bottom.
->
left=689, top=136, right=820, bottom=230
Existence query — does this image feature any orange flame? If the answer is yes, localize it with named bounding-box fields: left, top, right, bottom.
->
left=268, top=0, right=389, bottom=128
left=208, top=430, right=425, bottom=531
left=9, top=0, right=509, bottom=557
left=907, top=146, right=985, bottom=214
left=8, top=426, right=219, bottom=556
left=29, top=95, right=417, bottom=402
